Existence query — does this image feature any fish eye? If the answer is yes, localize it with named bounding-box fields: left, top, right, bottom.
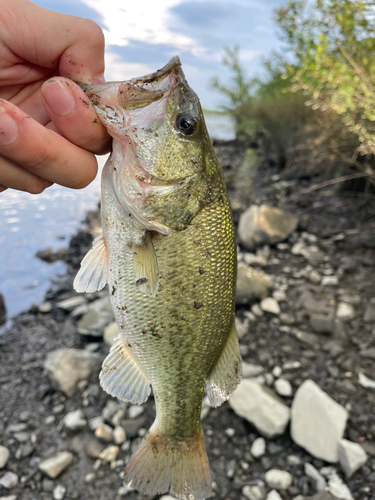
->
left=176, top=113, right=196, bottom=136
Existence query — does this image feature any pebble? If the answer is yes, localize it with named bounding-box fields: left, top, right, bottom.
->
left=326, top=469, right=354, bottom=500
left=53, top=484, right=66, bottom=500
left=336, top=302, right=355, bottom=320
left=264, top=469, right=293, bottom=489
left=95, top=423, right=113, bottom=442
left=0, top=472, right=18, bottom=489
left=98, top=445, right=119, bottom=462
left=282, top=361, right=301, bottom=371
left=309, top=270, right=322, bottom=283
left=229, top=380, right=290, bottom=438
left=242, top=362, right=264, bottom=378
left=242, top=485, right=266, bottom=500
left=127, top=405, right=144, bottom=419
left=250, top=437, right=266, bottom=458
left=57, top=296, right=87, bottom=310
left=272, top=366, right=282, bottom=378
left=113, top=425, right=127, bottom=445
left=103, top=322, right=120, bottom=347
left=84, top=473, right=96, bottom=484
left=266, top=491, right=282, bottom=500
left=274, top=378, right=293, bottom=397
left=358, top=372, right=375, bottom=389
left=0, top=496, right=17, bottom=500
left=0, top=446, right=10, bottom=469
left=321, top=276, right=339, bottom=286
left=338, top=439, right=368, bottom=478
left=63, top=409, right=87, bottom=431
left=364, top=302, right=375, bottom=322
left=88, top=416, right=104, bottom=431
left=85, top=440, right=105, bottom=459
left=260, top=297, right=280, bottom=315
left=310, top=314, right=333, bottom=335
left=291, top=380, right=348, bottom=462
left=251, top=304, right=264, bottom=317
left=39, top=301, right=52, bottom=313
left=38, top=451, right=74, bottom=479
left=304, top=462, right=327, bottom=491
left=273, top=290, right=287, bottom=302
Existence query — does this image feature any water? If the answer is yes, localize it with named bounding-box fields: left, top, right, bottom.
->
left=0, top=114, right=235, bottom=320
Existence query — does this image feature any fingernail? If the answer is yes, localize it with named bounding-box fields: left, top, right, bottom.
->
left=0, top=108, right=19, bottom=145
left=93, top=73, right=106, bottom=84
left=42, top=80, right=76, bottom=116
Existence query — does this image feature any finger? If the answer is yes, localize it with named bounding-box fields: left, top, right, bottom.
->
left=41, top=78, right=110, bottom=155
left=2, top=0, right=105, bottom=84
left=0, top=100, right=98, bottom=189
left=0, top=156, right=52, bottom=194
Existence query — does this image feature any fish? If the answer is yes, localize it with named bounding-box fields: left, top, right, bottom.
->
left=73, top=56, right=241, bottom=500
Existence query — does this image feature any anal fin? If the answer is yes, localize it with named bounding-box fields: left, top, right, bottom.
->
left=132, top=232, right=159, bottom=297
left=100, top=337, right=151, bottom=404
left=73, top=234, right=108, bottom=293
left=206, top=320, right=242, bottom=407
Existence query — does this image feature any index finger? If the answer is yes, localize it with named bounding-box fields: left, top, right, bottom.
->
left=1, top=0, right=105, bottom=84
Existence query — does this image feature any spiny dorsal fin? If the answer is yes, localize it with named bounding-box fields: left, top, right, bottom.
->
left=100, top=337, right=151, bottom=404
left=205, top=320, right=242, bottom=407
left=73, top=234, right=108, bottom=293
left=132, top=232, right=159, bottom=297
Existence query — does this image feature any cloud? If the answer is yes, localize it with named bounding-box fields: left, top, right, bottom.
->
left=104, top=51, right=153, bottom=81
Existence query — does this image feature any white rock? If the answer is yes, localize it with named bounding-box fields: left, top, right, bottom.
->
left=99, top=445, right=119, bottom=462
left=95, top=423, right=113, bottom=442
left=53, top=484, right=66, bottom=500
left=260, top=297, right=280, bottom=315
left=264, top=469, right=293, bottom=489
left=327, top=469, right=354, bottom=500
left=57, top=296, right=86, bottom=311
left=236, top=263, right=271, bottom=304
left=274, top=378, right=292, bottom=397
left=0, top=496, right=17, bottom=500
left=113, top=425, right=127, bottom=445
left=338, top=439, right=367, bottom=478
left=322, top=276, right=339, bottom=286
left=38, top=451, right=74, bottom=478
left=0, top=446, right=10, bottom=469
left=272, top=366, right=282, bottom=378
left=309, top=270, right=321, bottom=283
left=103, top=322, right=119, bottom=347
left=250, top=437, right=266, bottom=458
left=39, top=301, right=52, bottom=313
left=336, top=302, right=355, bottom=320
left=282, top=361, right=301, bottom=371
left=304, top=463, right=327, bottom=491
left=44, top=348, right=102, bottom=397
left=242, top=485, right=266, bottom=500
left=266, top=491, right=282, bottom=500
left=291, top=380, right=348, bottom=462
left=273, top=290, right=287, bottom=302
left=63, top=410, right=87, bottom=431
left=0, top=472, right=18, bottom=489
left=242, top=362, right=264, bottom=378
left=88, top=416, right=104, bottom=431
left=251, top=304, right=263, bottom=317
left=229, top=380, right=290, bottom=438
left=358, top=372, right=375, bottom=389
left=127, top=405, right=144, bottom=419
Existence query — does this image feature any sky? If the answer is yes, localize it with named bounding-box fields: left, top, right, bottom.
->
left=34, top=0, right=287, bottom=109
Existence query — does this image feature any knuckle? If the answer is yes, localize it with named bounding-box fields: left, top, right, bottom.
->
left=82, top=19, right=104, bottom=46
left=26, top=178, right=50, bottom=195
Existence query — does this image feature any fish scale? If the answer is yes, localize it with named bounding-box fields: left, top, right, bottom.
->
left=74, top=56, right=241, bottom=500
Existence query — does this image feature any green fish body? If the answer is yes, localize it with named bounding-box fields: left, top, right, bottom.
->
left=74, top=57, right=241, bottom=500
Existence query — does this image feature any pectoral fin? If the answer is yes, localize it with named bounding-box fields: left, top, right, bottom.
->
left=132, top=232, right=159, bottom=297
left=205, top=321, right=242, bottom=407
left=73, top=234, right=108, bottom=293
left=100, top=337, right=151, bottom=404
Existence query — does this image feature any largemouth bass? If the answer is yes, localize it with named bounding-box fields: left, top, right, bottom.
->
left=74, top=57, right=241, bottom=500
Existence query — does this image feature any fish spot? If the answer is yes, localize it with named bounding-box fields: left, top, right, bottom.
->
left=194, top=301, right=203, bottom=309
left=136, top=278, right=148, bottom=287
left=111, top=286, right=116, bottom=295
left=199, top=266, right=205, bottom=274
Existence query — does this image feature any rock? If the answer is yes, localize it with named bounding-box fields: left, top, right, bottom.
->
left=309, top=270, right=322, bottom=283
left=282, top=361, right=301, bottom=371
left=304, top=463, right=327, bottom=491
left=364, top=302, right=375, bottom=322
left=238, top=205, right=298, bottom=250
left=236, top=263, right=271, bottom=304
left=0, top=446, right=10, bottom=469
left=250, top=437, right=266, bottom=458
left=242, top=362, right=264, bottom=378
left=53, top=484, right=66, bottom=500
left=321, top=276, right=339, bottom=286
left=99, top=445, right=119, bottom=462
left=39, top=301, right=52, bottom=313
left=310, top=314, right=333, bottom=335
left=128, top=405, right=144, bottom=419
left=264, top=469, right=293, bottom=489
left=291, top=243, right=325, bottom=264
left=63, top=409, right=87, bottom=431
left=86, top=440, right=105, bottom=459
left=336, top=303, right=355, bottom=320
left=78, top=297, right=114, bottom=336
left=274, top=378, right=292, bottom=397
left=305, top=494, right=337, bottom=500
left=44, top=348, right=102, bottom=397
left=229, top=380, right=290, bottom=438
left=260, top=297, right=280, bottom=315
left=266, top=491, right=282, bottom=500
left=273, top=290, right=287, bottom=302
left=0, top=496, right=17, bottom=500
left=113, top=425, right=127, bottom=445
left=338, top=439, right=368, bottom=478
left=360, top=348, right=375, bottom=359
left=242, top=485, right=266, bottom=500
left=57, top=296, right=86, bottom=311
left=95, top=423, right=113, bottom=442
left=358, top=372, right=375, bottom=389
left=38, top=451, right=74, bottom=478
left=0, top=472, right=18, bottom=489
left=326, top=469, right=353, bottom=500
left=291, top=380, right=348, bottom=462
left=103, top=322, right=120, bottom=347
left=252, top=303, right=263, bottom=317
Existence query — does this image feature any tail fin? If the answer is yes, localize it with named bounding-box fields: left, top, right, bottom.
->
left=124, top=424, right=212, bottom=500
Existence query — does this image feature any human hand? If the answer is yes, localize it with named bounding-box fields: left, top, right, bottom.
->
left=0, top=0, right=111, bottom=194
